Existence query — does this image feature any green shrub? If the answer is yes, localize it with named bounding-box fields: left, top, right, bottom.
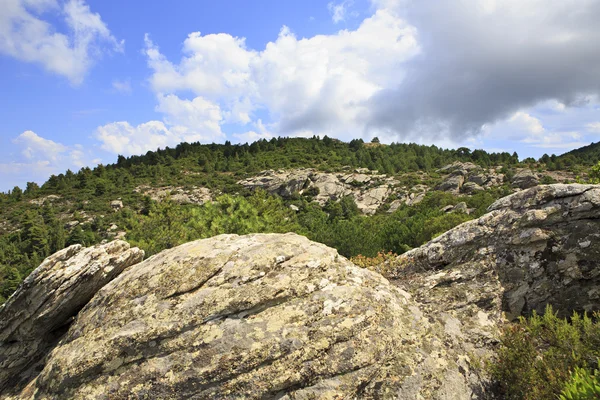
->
left=489, top=305, right=600, bottom=400
left=560, top=367, right=600, bottom=400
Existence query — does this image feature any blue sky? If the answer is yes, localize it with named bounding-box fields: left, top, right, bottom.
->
left=1, top=0, right=599, bottom=191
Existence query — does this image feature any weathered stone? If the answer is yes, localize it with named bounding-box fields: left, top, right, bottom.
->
left=110, top=199, right=124, bottom=210
left=453, top=202, right=469, bottom=213
left=436, top=174, right=465, bottom=193
left=11, top=233, right=488, bottom=399
left=390, top=184, right=600, bottom=321
left=462, top=181, right=485, bottom=194
left=355, top=185, right=390, bottom=214
left=511, top=169, right=539, bottom=189
left=238, top=169, right=395, bottom=212
left=136, top=186, right=214, bottom=205
left=468, top=174, right=488, bottom=186
left=0, top=241, right=144, bottom=394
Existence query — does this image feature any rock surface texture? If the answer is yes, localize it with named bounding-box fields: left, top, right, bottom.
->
left=390, top=184, right=600, bottom=321
left=4, top=234, right=495, bottom=399
left=2, top=184, right=599, bottom=399
left=0, top=241, right=144, bottom=394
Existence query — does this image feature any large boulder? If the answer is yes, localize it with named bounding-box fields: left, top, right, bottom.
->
left=511, top=169, right=539, bottom=189
left=390, top=184, right=600, bottom=320
left=436, top=174, right=465, bottom=193
left=9, top=234, right=492, bottom=399
left=0, top=241, right=144, bottom=394
left=238, top=169, right=312, bottom=198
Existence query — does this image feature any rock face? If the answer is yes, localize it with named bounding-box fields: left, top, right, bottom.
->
left=135, top=186, right=214, bottom=205
left=238, top=169, right=399, bottom=214
left=390, top=184, right=600, bottom=321
left=436, top=162, right=505, bottom=193
left=511, top=169, right=539, bottom=189
left=0, top=241, right=144, bottom=394
left=10, top=233, right=469, bottom=399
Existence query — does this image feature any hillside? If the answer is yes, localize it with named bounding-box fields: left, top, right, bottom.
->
left=0, top=137, right=589, bottom=304
left=1, top=184, right=599, bottom=399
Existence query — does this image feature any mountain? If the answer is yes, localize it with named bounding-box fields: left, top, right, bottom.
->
left=0, top=137, right=590, bottom=305
left=1, top=184, right=599, bottom=399
left=558, top=140, right=600, bottom=165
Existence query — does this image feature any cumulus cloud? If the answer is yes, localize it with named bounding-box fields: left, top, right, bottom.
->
left=367, top=0, right=600, bottom=142
left=13, top=130, right=67, bottom=161
left=140, top=10, right=418, bottom=144
left=0, top=0, right=123, bottom=84
left=95, top=0, right=600, bottom=157
left=95, top=96, right=225, bottom=156
left=1, top=130, right=99, bottom=190
left=481, top=111, right=587, bottom=151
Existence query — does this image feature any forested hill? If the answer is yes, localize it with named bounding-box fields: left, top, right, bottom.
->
left=0, top=136, right=594, bottom=304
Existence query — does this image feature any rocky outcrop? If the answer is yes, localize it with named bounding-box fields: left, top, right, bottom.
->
left=0, top=241, right=144, bottom=394
left=238, top=169, right=400, bottom=215
left=511, top=169, right=539, bottom=189
left=8, top=233, right=492, bottom=399
left=437, top=162, right=505, bottom=193
left=436, top=174, right=465, bottom=193
left=135, top=186, right=214, bottom=205
left=390, top=184, right=600, bottom=321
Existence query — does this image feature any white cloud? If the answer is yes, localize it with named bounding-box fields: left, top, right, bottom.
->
left=509, top=112, right=545, bottom=136
left=232, top=119, right=273, bottom=143
left=138, top=9, right=418, bottom=145
left=155, top=94, right=223, bottom=136
left=0, top=0, right=123, bottom=84
left=112, top=79, right=132, bottom=94
left=95, top=111, right=224, bottom=157
left=13, top=130, right=67, bottom=161
left=1, top=130, right=99, bottom=190
left=586, top=122, right=600, bottom=133
left=482, top=111, right=587, bottom=150
left=328, top=1, right=352, bottom=23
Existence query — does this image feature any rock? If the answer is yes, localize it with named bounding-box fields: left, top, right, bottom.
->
left=64, top=220, right=79, bottom=229
left=289, top=204, right=299, bottom=212
left=110, top=200, right=124, bottom=211
left=406, top=192, right=425, bottom=206
left=137, top=186, right=213, bottom=205
left=390, top=184, right=600, bottom=321
left=511, top=169, right=539, bottom=189
left=10, top=233, right=462, bottom=399
left=28, top=195, right=61, bottom=206
left=462, top=181, right=484, bottom=194
left=453, top=202, right=468, bottom=213
left=238, top=169, right=312, bottom=198
left=312, top=173, right=350, bottom=203
left=0, top=241, right=144, bottom=394
left=387, top=199, right=404, bottom=213
left=468, top=174, right=488, bottom=186
left=438, top=162, right=480, bottom=174
left=436, top=174, right=465, bottom=193
left=355, top=185, right=390, bottom=214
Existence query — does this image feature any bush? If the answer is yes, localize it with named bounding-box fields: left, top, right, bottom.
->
left=350, top=251, right=397, bottom=270
left=560, top=367, right=600, bottom=400
left=489, top=305, right=600, bottom=400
